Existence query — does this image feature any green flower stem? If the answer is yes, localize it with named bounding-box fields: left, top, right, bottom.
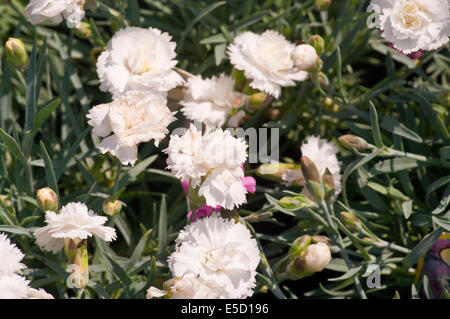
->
left=320, top=200, right=367, bottom=299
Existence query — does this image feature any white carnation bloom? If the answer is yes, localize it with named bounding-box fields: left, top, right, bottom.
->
left=27, top=288, right=54, bottom=299
left=24, top=0, right=85, bottom=27
left=96, top=27, right=184, bottom=97
left=371, top=0, right=450, bottom=53
left=301, top=136, right=342, bottom=194
left=0, top=275, right=30, bottom=299
left=0, top=233, right=25, bottom=277
left=165, top=125, right=248, bottom=209
left=228, top=30, right=308, bottom=98
left=180, top=74, right=245, bottom=128
left=147, top=277, right=221, bottom=299
left=87, top=90, right=176, bottom=166
left=34, top=202, right=117, bottom=253
left=168, top=216, right=260, bottom=299
left=165, top=124, right=207, bottom=186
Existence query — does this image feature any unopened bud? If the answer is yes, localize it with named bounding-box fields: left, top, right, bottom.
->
left=102, top=197, right=122, bottom=216
left=301, top=156, right=323, bottom=201
left=289, top=235, right=311, bottom=258
left=317, top=72, right=329, bottom=89
left=301, top=242, right=331, bottom=272
left=339, top=134, right=369, bottom=151
left=322, top=168, right=335, bottom=202
left=75, top=21, right=92, bottom=39
left=340, top=211, right=361, bottom=232
left=286, top=242, right=331, bottom=279
left=256, top=162, right=300, bottom=183
left=311, top=235, right=332, bottom=246
left=279, top=195, right=318, bottom=211
left=308, top=35, right=325, bottom=56
left=64, top=238, right=89, bottom=289
left=300, top=156, right=320, bottom=184
left=292, top=44, right=322, bottom=72
left=315, top=0, right=332, bottom=11
left=36, top=187, right=58, bottom=211
left=5, top=38, right=28, bottom=68
left=247, top=92, right=271, bottom=111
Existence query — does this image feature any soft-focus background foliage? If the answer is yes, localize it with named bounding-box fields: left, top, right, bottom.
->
left=0, top=0, right=449, bottom=299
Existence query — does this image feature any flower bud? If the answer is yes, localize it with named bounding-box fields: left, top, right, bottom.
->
left=256, top=162, right=300, bottom=182
left=300, top=156, right=320, bottom=184
left=301, top=156, right=323, bottom=201
left=292, top=44, right=321, bottom=72
left=322, top=168, right=335, bottom=202
left=102, top=197, right=122, bottom=216
left=308, top=35, right=325, bottom=56
left=340, top=211, right=361, bottom=232
left=300, top=242, right=332, bottom=273
left=75, top=21, right=92, bottom=39
left=317, top=71, right=329, bottom=89
left=64, top=238, right=89, bottom=289
left=279, top=195, right=317, bottom=211
left=247, top=92, right=271, bottom=111
left=315, top=0, right=332, bottom=11
left=36, top=187, right=58, bottom=211
left=5, top=38, right=28, bottom=68
left=338, top=134, right=370, bottom=151
left=288, top=235, right=312, bottom=258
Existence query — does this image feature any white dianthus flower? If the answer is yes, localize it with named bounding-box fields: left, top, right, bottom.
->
left=165, top=124, right=248, bottom=209
left=180, top=74, right=245, bottom=128
left=96, top=27, right=184, bottom=97
left=168, top=216, right=260, bottom=299
left=147, top=277, right=221, bottom=299
left=0, top=275, right=30, bottom=299
left=370, top=0, right=450, bottom=54
left=0, top=233, right=25, bottom=277
left=24, top=0, right=85, bottom=27
left=27, top=288, right=54, bottom=299
left=34, top=202, right=117, bottom=253
left=87, top=90, right=176, bottom=166
left=228, top=30, right=308, bottom=98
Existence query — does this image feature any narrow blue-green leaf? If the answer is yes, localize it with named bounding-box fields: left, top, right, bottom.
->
left=432, top=216, right=450, bottom=232
left=0, top=128, right=27, bottom=164
left=39, top=141, right=59, bottom=203
left=0, top=225, right=33, bottom=237
left=369, top=101, right=384, bottom=147
left=440, top=146, right=450, bottom=160
left=157, top=196, right=168, bottom=255
left=403, top=227, right=444, bottom=268
left=33, top=98, right=61, bottom=135
left=342, top=148, right=384, bottom=205
left=431, top=184, right=450, bottom=215
left=380, top=116, right=423, bottom=143
left=126, top=229, right=152, bottom=271
left=328, top=265, right=363, bottom=282
left=22, top=38, right=37, bottom=155
left=369, top=158, right=419, bottom=177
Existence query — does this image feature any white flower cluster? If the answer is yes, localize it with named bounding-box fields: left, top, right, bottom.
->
left=371, top=0, right=450, bottom=53
left=165, top=124, right=248, bottom=210
left=147, top=216, right=260, bottom=299
left=34, top=202, right=117, bottom=253
left=180, top=73, right=246, bottom=128
left=282, top=135, right=342, bottom=195
left=228, top=30, right=314, bottom=98
left=24, top=0, right=85, bottom=28
left=88, top=27, right=184, bottom=166
left=0, top=233, right=53, bottom=299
